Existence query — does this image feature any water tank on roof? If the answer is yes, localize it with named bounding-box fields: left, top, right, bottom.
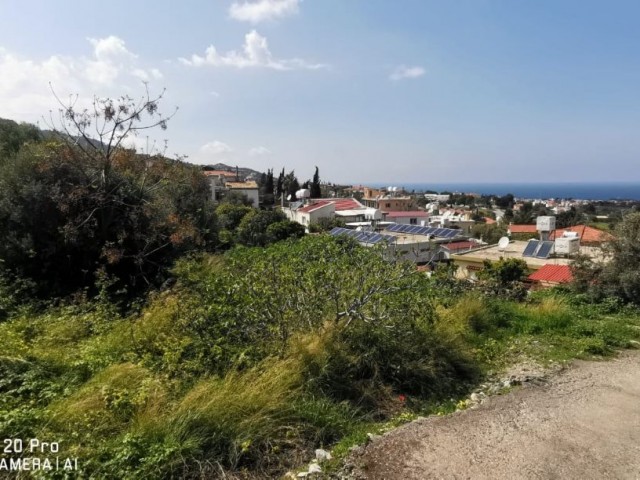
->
left=296, top=189, right=311, bottom=199
left=536, top=216, right=556, bottom=232
left=365, top=209, right=382, bottom=220
left=562, top=231, right=579, bottom=238
left=555, top=236, right=580, bottom=255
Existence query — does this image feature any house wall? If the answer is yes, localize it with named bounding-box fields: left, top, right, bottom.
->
left=386, top=241, right=438, bottom=263
left=230, top=188, right=259, bottom=207
left=378, top=198, right=415, bottom=212
left=388, top=216, right=428, bottom=225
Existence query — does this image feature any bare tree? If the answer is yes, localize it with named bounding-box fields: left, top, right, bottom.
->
left=45, top=83, right=178, bottom=188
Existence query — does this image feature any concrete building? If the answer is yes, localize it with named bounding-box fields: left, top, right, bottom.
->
left=225, top=181, right=260, bottom=207
left=450, top=240, right=603, bottom=281
left=361, top=187, right=416, bottom=212
left=424, top=193, right=451, bottom=202
left=508, top=224, right=613, bottom=245
left=283, top=198, right=381, bottom=230
left=385, top=211, right=430, bottom=225
left=204, top=170, right=238, bottom=203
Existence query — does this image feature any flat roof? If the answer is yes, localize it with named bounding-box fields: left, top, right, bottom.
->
left=385, top=211, right=429, bottom=218
left=226, top=181, right=258, bottom=189
left=451, top=240, right=604, bottom=267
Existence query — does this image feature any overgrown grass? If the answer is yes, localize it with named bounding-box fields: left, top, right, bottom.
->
left=434, top=291, right=640, bottom=369
left=1, top=244, right=639, bottom=478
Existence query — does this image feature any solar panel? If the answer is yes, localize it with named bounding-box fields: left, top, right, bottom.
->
left=329, top=227, right=345, bottom=236
left=387, top=224, right=401, bottom=232
left=368, top=234, right=382, bottom=243
left=425, top=227, right=437, bottom=235
left=431, top=228, right=445, bottom=237
left=535, top=241, right=554, bottom=259
left=522, top=239, right=540, bottom=257
left=417, top=227, right=430, bottom=235
left=383, top=234, right=395, bottom=242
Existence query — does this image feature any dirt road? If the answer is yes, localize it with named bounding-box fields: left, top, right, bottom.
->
left=352, top=351, right=640, bottom=479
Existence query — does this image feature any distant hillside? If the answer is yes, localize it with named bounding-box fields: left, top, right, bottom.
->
left=204, top=163, right=264, bottom=181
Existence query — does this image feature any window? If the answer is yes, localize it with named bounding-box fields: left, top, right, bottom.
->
left=410, top=218, right=417, bottom=225
left=385, top=203, right=391, bottom=208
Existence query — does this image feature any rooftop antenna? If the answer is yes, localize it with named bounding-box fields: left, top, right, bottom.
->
left=498, top=236, right=510, bottom=252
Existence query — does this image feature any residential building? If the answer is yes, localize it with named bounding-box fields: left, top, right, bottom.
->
left=450, top=240, right=604, bottom=281
left=362, top=187, right=416, bottom=212
left=226, top=181, right=260, bottom=207
left=528, top=265, right=573, bottom=288
left=384, top=211, right=429, bottom=225
left=283, top=198, right=381, bottom=230
left=204, top=170, right=238, bottom=203
left=508, top=224, right=613, bottom=245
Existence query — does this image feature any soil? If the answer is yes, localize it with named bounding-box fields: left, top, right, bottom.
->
left=348, top=350, right=640, bottom=479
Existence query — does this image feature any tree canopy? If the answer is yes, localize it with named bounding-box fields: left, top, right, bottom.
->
left=0, top=91, right=216, bottom=297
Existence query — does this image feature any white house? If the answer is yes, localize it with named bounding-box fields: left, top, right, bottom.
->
left=384, top=211, right=430, bottom=225
left=226, top=181, right=260, bottom=207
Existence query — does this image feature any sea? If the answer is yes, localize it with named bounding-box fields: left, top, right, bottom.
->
left=368, top=183, right=640, bottom=201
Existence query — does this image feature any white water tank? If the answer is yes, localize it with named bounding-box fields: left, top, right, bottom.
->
left=555, top=236, right=580, bottom=255
left=536, top=216, right=556, bottom=232
left=296, top=188, right=311, bottom=199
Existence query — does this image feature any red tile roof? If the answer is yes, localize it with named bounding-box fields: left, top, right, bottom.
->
left=484, top=217, right=496, bottom=224
left=385, top=211, right=429, bottom=218
left=297, top=198, right=363, bottom=213
left=528, top=264, right=573, bottom=284
left=297, top=202, right=334, bottom=213
left=550, top=225, right=614, bottom=244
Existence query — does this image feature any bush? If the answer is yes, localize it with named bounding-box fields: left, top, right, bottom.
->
left=298, top=322, right=478, bottom=415
left=0, top=142, right=217, bottom=297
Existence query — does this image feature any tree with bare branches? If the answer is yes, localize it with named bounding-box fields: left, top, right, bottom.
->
left=0, top=87, right=216, bottom=298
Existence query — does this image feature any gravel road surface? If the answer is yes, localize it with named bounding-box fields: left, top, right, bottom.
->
left=352, top=351, right=640, bottom=479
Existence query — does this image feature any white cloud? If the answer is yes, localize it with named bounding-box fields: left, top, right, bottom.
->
left=0, top=37, right=163, bottom=122
left=180, top=30, right=327, bottom=71
left=248, top=146, right=271, bottom=156
left=390, top=65, right=425, bottom=81
left=200, top=140, right=233, bottom=156
left=229, top=0, right=300, bottom=24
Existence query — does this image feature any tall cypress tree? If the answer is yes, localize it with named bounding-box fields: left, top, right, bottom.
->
left=265, top=169, right=274, bottom=196
left=310, top=166, right=321, bottom=198
left=276, top=168, right=285, bottom=200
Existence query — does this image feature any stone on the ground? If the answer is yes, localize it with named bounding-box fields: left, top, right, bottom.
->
left=315, top=448, right=332, bottom=462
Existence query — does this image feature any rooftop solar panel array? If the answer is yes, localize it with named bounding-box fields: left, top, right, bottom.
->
left=522, top=239, right=554, bottom=259
left=383, top=224, right=463, bottom=239
left=329, top=227, right=396, bottom=245
left=522, top=239, right=540, bottom=257
left=535, top=241, right=554, bottom=259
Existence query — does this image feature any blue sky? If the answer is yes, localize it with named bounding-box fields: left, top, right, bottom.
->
left=1, top=0, right=639, bottom=183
